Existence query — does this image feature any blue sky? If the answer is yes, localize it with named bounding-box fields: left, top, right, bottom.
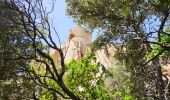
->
left=44, top=0, right=167, bottom=46
left=44, top=0, right=98, bottom=44
left=47, top=0, right=77, bottom=43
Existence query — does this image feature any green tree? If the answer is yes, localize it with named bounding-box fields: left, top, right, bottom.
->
left=65, top=53, right=110, bottom=99
left=0, top=1, right=36, bottom=99
left=30, top=53, right=111, bottom=99
left=3, top=0, right=80, bottom=99
left=1, top=0, right=141, bottom=99
left=30, top=51, right=133, bottom=99
left=66, top=0, right=170, bottom=99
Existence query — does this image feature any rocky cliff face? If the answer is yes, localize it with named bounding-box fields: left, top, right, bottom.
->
left=95, top=45, right=118, bottom=69
left=50, top=27, right=117, bottom=69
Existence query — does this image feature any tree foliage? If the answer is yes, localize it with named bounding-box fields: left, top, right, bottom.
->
left=1, top=0, right=170, bottom=99
left=66, top=0, right=170, bottom=99
left=1, top=0, right=80, bottom=99
left=30, top=51, right=134, bottom=99
left=0, top=1, right=36, bottom=99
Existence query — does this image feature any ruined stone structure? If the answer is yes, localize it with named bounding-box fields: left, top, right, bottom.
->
left=50, top=27, right=92, bottom=63
left=50, top=27, right=117, bottom=69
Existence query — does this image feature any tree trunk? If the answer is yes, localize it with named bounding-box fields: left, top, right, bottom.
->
left=58, top=79, right=80, bottom=100
left=153, top=57, right=165, bottom=100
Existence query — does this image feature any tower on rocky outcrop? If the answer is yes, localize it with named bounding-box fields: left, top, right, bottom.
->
left=50, top=27, right=92, bottom=63
left=50, top=26, right=118, bottom=69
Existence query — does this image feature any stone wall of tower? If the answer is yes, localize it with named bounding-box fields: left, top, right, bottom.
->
left=50, top=27, right=92, bottom=63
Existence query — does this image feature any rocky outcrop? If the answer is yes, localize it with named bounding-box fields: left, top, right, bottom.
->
left=50, top=27, right=92, bottom=63
left=95, top=45, right=118, bottom=69
left=50, top=27, right=117, bottom=69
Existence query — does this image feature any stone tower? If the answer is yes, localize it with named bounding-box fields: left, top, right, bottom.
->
left=50, top=27, right=92, bottom=63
